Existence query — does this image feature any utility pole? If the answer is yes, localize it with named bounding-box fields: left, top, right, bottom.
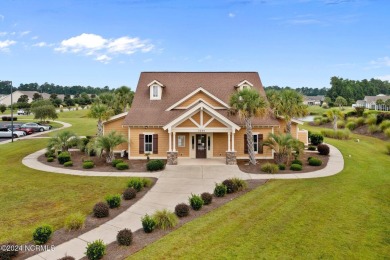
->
left=10, top=81, right=14, bottom=143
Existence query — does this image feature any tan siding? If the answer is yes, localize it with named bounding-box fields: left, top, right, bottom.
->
left=177, top=92, right=224, bottom=108
left=203, top=111, right=212, bottom=123
left=192, top=111, right=201, bottom=125
left=176, top=133, right=189, bottom=157
left=103, top=119, right=128, bottom=150
left=234, top=128, right=273, bottom=158
left=213, top=133, right=228, bottom=157
left=276, top=119, right=298, bottom=138
left=129, top=128, right=169, bottom=158
left=206, top=119, right=226, bottom=128
left=298, top=129, right=309, bottom=145
left=177, top=119, right=197, bottom=128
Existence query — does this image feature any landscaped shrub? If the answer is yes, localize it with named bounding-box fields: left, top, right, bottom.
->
left=214, top=183, right=227, bottom=197
left=33, top=225, right=53, bottom=245
left=260, top=163, right=279, bottom=174
left=385, top=128, right=390, bottom=138
left=337, top=120, right=345, bottom=128
left=93, top=202, right=109, bottom=218
left=64, top=161, right=73, bottom=167
left=321, top=117, right=329, bottom=124
left=189, top=194, right=204, bottom=210
left=317, top=144, right=330, bottom=155
left=379, top=120, right=390, bottom=131
left=111, top=159, right=123, bottom=167
left=0, top=242, right=19, bottom=258
left=141, top=214, right=156, bottom=233
left=153, top=209, right=178, bottom=230
left=85, top=239, right=106, bottom=260
left=201, top=192, right=213, bottom=205
left=222, top=179, right=238, bottom=193
left=290, top=164, right=302, bottom=171
left=146, top=159, right=165, bottom=171
left=64, top=212, right=85, bottom=231
left=58, top=152, right=71, bottom=164
left=141, top=178, right=152, bottom=188
left=175, top=203, right=190, bottom=217
left=308, top=157, right=323, bottom=166
left=309, top=133, right=323, bottom=145
left=308, top=145, right=316, bottom=151
left=345, top=121, right=357, bottom=130
left=356, top=117, right=365, bottom=126
left=83, top=161, right=94, bottom=169
left=376, top=112, right=390, bottom=124
left=313, top=118, right=322, bottom=126
left=116, top=229, right=132, bottom=246
left=368, top=124, right=381, bottom=133
left=321, top=129, right=350, bottom=140
left=105, top=194, right=121, bottom=208
left=231, top=178, right=247, bottom=191
left=278, top=164, right=286, bottom=170
left=47, top=157, right=54, bottom=162
left=45, top=150, right=56, bottom=158
left=291, top=159, right=303, bottom=166
left=365, top=114, right=377, bottom=125
left=123, top=187, right=137, bottom=200
left=127, top=177, right=144, bottom=192
left=116, top=162, right=129, bottom=170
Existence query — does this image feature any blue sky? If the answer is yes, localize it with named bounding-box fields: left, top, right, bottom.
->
left=1, top=0, right=389, bottom=89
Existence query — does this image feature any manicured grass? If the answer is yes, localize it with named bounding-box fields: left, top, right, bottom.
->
left=130, top=127, right=389, bottom=259
left=308, top=105, right=354, bottom=115
left=0, top=138, right=129, bottom=244
left=50, top=109, right=97, bottom=136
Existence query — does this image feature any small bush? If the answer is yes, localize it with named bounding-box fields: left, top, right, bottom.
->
left=141, top=214, right=156, bottom=233
left=83, top=161, right=94, bottom=169
left=368, top=124, right=381, bottom=134
left=117, top=229, right=132, bottom=246
left=337, top=120, right=345, bottom=128
left=64, top=161, right=73, bottom=167
left=321, top=129, right=350, bottom=140
left=385, top=128, right=390, bottom=138
left=214, top=183, right=227, bottom=197
left=313, top=118, right=322, bottom=125
left=105, top=194, right=121, bottom=208
left=111, top=159, right=123, bottom=167
left=189, top=194, right=204, bottom=210
left=146, top=159, right=165, bottom=171
left=201, top=192, right=213, bottom=205
left=175, top=203, right=190, bottom=217
left=153, top=209, right=178, bottom=230
left=93, top=202, right=109, bottom=218
left=64, top=212, right=85, bottom=231
left=377, top=112, right=390, bottom=124
left=222, top=179, right=238, bottom=193
left=317, top=144, right=330, bottom=155
left=123, top=187, right=137, bottom=200
left=309, top=133, right=323, bottom=145
left=308, top=157, right=323, bottom=166
left=231, top=178, right=247, bottom=191
left=291, top=159, right=303, bottom=166
left=0, top=241, right=19, bottom=258
left=58, top=152, right=71, bottom=164
left=290, top=164, right=302, bottom=171
left=47, top=157, right=54, bottom=162
left=260, top=163, right=279, bottom=174
left=127, top=177, right=144, bottom=192
left=321, top=117, right=329, bottom=124
left=345, top=121, right=357, bottom=130
left=85, top=239, right=106, bottom=260
left=356, top=117, right=365, bottom=126
left=45, top=150, right=56, bottom=158
left=379, top=120, right=390, bottom=131
left=141, top=178, right=152, bottom=188
left=278, top=164, right=286, bottom=170
left=308, top=145, right=316, bottom=151
left=33, top=225, right=53, bottom=245
left=365, top=114, right=377, bottom=125
left=116, top=162, right=129, bottom=170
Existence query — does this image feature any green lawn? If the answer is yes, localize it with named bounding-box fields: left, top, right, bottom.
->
left=308, top=105, right=354, bottom=115
left=130, top=126, right=390, bottom=259
left=0, top=109, right=126, bottom=243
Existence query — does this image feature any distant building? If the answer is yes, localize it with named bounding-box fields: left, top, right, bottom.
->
left=354, top=94, right=390, bottom=110
left=0, top=91, right=59, bottom=106
left=303, top=95, right=325, bottom=106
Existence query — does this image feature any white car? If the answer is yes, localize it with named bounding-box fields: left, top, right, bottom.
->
left=17, top=110, right=25, bottom=115
left=21, top=123, right=52, bottom=132
left=0, top=128, right=26, bottom=138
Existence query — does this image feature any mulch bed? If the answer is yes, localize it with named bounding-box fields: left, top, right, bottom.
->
left=79, top=179, right=268, bottom=260
left=238, top=151, right=329, bottom=174
left=38, top=150, right=166, bottom=172
left=14, top=179, right=157, bottom=260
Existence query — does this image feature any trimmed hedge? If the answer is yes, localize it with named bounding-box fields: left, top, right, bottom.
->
left=58, top=152, right=71, bottom=164
left=290, top=164, right=302, bottom=171
left=33, top=225, right=53, bottom=245
left=278, top=164, right=286, bottom=170
left=116, top=162, right=129, bottom=170
left=308, top=157, right=323, bottom=166
left=317, top=144, right=330, bottom=155
left=111, top=159, right=123, bottom=167
left=47, top=157, right=54, bottom=162
left=64, top=161, right=73, bottom=167
left=291, top=159, right=303, bottom=166
left=146, top=160, right=165, bottom=171
left=83, top=161, right=95, bottom=169
left=310, top=133, right=324, bottom=145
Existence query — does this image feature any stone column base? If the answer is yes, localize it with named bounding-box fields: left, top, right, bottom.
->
left=167, top=151, right=178, bottom=165
left=226, top=151, right=237, bottom=165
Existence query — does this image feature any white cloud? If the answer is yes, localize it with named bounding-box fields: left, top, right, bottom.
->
left=55, top=33, right=154, bottom=63
left=229, top=13, right=236, bottom=18
left=0, top=32, right=7, bottom=37
left=20, top=31, right=30, bottom=37
left=0, top=39, right=16, bottom=51
left=369, top=56, right=390, bottom=68
left=31, top=36, right=39, bottom=40
left=33, top=41, right=53, bottom=47
left=376, top=75, right=390, bottom=81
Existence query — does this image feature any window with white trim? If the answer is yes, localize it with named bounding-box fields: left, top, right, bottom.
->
left=153, top=85, right=158, bottom=98
left=144, top=134, right=153, bottom=153
left=178, top=135, right=185, bottom=147
left=150, top=84, right=162, bottom=100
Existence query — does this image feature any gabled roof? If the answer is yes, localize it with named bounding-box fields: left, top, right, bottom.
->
left=123, top=72, right=279, bottom=126
left=364, top=95, right=390, bottom=103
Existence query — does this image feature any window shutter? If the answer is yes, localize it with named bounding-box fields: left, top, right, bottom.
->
left=258, top=134, right=264, bottom=154
left=244, top=134, right=248, bottom=154
left=139, top=134, right=144, bottom=154
left=153, top=134, right=158, bottom=154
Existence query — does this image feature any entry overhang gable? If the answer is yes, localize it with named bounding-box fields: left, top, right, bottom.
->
left=163, top=102, right=240, bottom=132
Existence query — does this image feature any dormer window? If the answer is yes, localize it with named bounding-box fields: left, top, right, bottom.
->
left=148, top=80, right=164, bottom=100
left=235, top=80, right=254, bottom=91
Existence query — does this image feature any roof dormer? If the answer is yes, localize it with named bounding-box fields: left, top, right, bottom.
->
left=148, top=80, right=164, bottom=100
left=235, top=80, right=254, bottom=91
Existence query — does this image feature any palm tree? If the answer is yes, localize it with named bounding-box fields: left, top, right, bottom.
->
left=268, top=90, right=308, bottom=133
left=326, top=108, right=344, bottom=131
left=88, top=103, right=113, bottom=136
left=94, top=131, right=127, bottom=163
left=47, top=131, right=79, bottom=153
left=263, top=133, right=295, bottom=164
left=229, top=88, right=268, bottom=165
left=115, top=86, right=134, bottom=113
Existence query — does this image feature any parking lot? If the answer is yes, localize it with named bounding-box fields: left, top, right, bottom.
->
left=0, top=121, right=45, bottom=142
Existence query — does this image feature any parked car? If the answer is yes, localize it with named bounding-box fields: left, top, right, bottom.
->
left=0, top=128, right=26, bottom=138
left=17, top=110, right=25, bottom=115
left=21, top=122, right=52, bottom=132
left=6, top=124, right=34, bottom=135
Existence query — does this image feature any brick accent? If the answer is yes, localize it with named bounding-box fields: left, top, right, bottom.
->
left=226, top=151, right=237, bottom=165
left=167, top=151, right=178, bottom=165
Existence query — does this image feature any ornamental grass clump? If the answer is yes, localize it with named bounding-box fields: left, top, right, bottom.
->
left=260, top=163, right=279, bottom=174
left=231, top=178, right=247, bottom=191
left=153, top=209, right=178, bottom=230
left=64, top=212, right=85, bottom=231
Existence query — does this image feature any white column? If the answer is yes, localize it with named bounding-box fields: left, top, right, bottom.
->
left=168, top=131, right=172, bottom=152
left=173, top=132, right=176, bottom=152
left=232, top=131, right=235, bottom=151
left=227, top=131, right=231, bottom=152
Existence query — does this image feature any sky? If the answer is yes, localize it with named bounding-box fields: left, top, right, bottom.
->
left=0, top=0, right=389, bottom=90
